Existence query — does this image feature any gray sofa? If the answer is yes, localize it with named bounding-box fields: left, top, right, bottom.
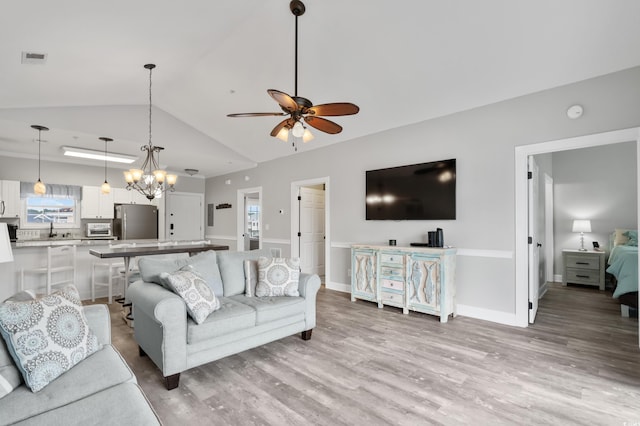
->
left=0, top=303, right=161, bottom=426
left=127, top=249, right=321, bottom=390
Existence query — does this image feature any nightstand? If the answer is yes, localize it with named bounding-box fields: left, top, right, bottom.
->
left=562, top=249, right=606, bottom=290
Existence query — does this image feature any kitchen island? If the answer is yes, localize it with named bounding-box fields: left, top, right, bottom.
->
left=4, top=239, right=229, bottom=302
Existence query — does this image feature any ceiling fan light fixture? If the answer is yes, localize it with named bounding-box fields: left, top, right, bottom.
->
left=227, top=0, right=358, bottom=147
left=292, top=120, right=305, bottom=138
left=302, top=128, right=314, bottom=143
left=276, top=127, right=290, bottom=142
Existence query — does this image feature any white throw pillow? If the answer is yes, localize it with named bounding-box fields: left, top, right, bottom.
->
left=160, top=269, right=221, bottom=324
left=255, top=257, right=300, bottom=297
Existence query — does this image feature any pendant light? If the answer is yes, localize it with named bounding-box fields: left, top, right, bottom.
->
left=31, top=124, right=49, bottom=195
left=123, top=64, right=177, bottom=200
left=99, top=137, right=113, bottom=194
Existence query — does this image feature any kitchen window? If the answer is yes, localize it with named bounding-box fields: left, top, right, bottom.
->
left=19, top=182, right=82, bottom=228
left=23, top=197, right=78, bottom=225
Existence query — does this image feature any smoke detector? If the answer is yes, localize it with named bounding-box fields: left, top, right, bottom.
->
left=22, top=52, right=48, bottom=65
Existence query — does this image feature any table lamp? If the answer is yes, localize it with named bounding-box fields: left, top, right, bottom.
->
left=572, top=219, right=591, bottom=251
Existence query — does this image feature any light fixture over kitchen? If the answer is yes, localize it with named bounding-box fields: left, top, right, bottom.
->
left=62, top=146, right=136, bottom=163
left=123, top=64, right=177, bottom=200
left=99, top=137, right=112, bottom=194
left=31, top=124, right=49, bottom=195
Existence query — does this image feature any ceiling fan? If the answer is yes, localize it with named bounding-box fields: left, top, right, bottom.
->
left=227, top=0, right=359, bottom=148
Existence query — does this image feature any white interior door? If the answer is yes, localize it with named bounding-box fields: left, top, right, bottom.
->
left=165, top=192, right=203, bottom=241
left=244, top=194, right=260, bottom=250
left=528, top=156, right=541, bottom=323
left=299, top=187, right=325, bottom=276
left=236, top=187, right=262, bottom=252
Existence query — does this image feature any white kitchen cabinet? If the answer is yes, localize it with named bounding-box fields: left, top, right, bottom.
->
left=0, top=180, right=21, bottom=218
left=113, top=187, right=155, bottom=205
left=81, top=186, right=114, bottom=219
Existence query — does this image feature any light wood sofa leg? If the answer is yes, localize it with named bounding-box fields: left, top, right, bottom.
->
left=165, top=373, right=180, bottom=390
left=301, top=329, right=313, bottom=341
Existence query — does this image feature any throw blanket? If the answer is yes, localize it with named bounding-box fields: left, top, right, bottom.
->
left=607, top=245, right=638, bottom=298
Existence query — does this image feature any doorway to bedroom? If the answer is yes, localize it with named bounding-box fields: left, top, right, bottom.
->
left=515, top=127, right=640, bottom=345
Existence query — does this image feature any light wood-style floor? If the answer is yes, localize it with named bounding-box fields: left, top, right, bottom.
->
left=101, top=283, right=640, bottom=425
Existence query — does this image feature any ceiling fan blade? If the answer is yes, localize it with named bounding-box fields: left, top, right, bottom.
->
left=268, top=89, right=299, bottom=112
left=308, top=102, right=360, bottom=117
left=270, top=119, right=293, bottom=137
left=304, top=116, right=343, bottom=134
left=227, top=112, right=285, bottom=117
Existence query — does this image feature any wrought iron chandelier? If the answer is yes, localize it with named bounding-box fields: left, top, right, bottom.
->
left=123, top=64, right=177, bottom=200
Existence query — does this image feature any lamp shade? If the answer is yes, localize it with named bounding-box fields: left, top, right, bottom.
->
left=572, top=219, right=591, bottom=233
left=0, top=223, right=14, bottom=263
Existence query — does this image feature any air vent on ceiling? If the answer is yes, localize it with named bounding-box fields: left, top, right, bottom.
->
left=22, top=51, right=47, bottom=64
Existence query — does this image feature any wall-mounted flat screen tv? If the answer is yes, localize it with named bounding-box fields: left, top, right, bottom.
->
left=366, top=159, right=456, bottom=220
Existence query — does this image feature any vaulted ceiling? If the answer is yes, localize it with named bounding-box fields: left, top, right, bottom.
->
left=1, top=0, right=639, bottom=177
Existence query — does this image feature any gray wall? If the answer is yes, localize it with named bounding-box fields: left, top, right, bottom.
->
left=552, top=142, right=638, bottom=274
left=205, top=66, right=640, bottom=323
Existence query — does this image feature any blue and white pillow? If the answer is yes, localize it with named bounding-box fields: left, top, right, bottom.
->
left=0, top=285, right=100, bottom=392
left=255, top=257, right=301, bottom=297
left=160, top=268, right=221, bottom=324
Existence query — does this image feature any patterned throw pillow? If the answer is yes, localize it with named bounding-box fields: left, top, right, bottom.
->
left=255, top=257, right=301, bottom=297
left=0, top=291, right=36, bottom=399
left=160, top=269, right=221, bottom=324
left=0, top=285, right=100, bottom=393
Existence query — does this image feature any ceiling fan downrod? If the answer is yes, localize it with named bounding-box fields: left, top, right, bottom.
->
left=290, top=0, right=305, bottom=97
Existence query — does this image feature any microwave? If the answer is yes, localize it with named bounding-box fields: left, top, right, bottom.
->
left=86, top=223, right=112, bottom=237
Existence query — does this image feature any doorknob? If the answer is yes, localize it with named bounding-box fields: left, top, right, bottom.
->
left=537, top=243, right=542, bottom=247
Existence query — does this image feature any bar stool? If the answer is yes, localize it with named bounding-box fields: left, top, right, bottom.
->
left=92, top=243, right=132, bottom=303
left=20, top=245, right=77, bottom=295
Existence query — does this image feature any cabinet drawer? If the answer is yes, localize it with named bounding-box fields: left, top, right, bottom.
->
left=381, top=291, right=404, bottom=305
left=565, top=268, right=600, bottom=285
left=380, top=253, right=404, bottom=265
left=564, top=254, right=599, bottom=270
left=380, top=266, right=404, bottom=278
left=381, top=279, right=404, bottom=292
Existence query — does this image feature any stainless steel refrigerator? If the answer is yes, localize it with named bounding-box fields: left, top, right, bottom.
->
left=113, top=204, right=158, bottom=240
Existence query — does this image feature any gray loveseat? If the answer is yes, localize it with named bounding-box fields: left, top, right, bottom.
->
left=0, top=303, right=161, bottom=425
left=128, top=249, right=321, bottom=390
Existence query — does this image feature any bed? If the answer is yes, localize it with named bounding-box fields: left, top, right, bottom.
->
left=606, top=229, right=638, bottom=316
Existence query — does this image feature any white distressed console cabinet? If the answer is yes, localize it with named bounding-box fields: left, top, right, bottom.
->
left=350, top=244, right=457, bottom=322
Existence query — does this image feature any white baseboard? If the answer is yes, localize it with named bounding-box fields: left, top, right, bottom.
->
left=455, top=304, right=521, bottom=327
left=326, top=281, right=350, bottom=293
left=324, top=283, right=521, bottom=327
left=553, top=274, right=563, bottom=283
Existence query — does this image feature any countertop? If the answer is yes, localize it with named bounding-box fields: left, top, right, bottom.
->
left=12, top=238, right=214, bottom=249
